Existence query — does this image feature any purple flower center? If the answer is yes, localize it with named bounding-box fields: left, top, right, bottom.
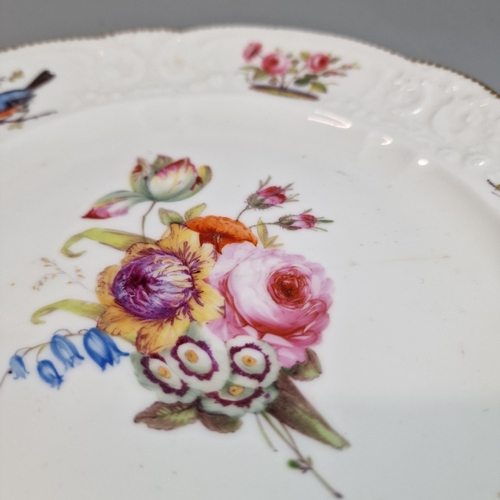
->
left=112, top=252, right=195, bottom=320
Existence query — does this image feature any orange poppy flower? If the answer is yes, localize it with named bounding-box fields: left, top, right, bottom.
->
left=185, top=215, right=258, bottom=253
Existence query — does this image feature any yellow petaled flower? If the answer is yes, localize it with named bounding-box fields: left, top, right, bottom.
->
left=95, top=224, right=224, bottom=354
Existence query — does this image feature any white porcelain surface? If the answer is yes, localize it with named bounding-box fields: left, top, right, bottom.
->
left=0, top=27, right=499, bottom=500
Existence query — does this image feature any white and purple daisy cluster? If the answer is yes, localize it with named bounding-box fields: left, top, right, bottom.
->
left=132, top=323, right=280, bottom=417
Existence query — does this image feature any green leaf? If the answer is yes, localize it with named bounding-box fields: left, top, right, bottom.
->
left=61, top=228, right=154, bottom=258
left=31, top=299, right=106, bottom=325
left=265, top=235, right=283, bottom=249
left=283, top=348, right=322, bottom=381
left=198, top=410, right=242, bottom=433
left=266, top=235, right=279, bottom=246
left=310, top=81, right=327, bottom=93
left=257, top=218, right=269, bottom=246
left=158, top=208, right=184, bottom=226
left=287, top=459, right=302, bottom=469
left=184, top=203, right=207, bottom=221
left=294, top=76, right=312, bottom=86
left=257, top=219, right=282, bottom=249
left=266, top=372, right=350, bottom=449
left=300, top=52, right=311, bottom=61
left=134, top=402, right=198, bottom=431
left=258, top=176, right=271, bottom=189
left=253, top=69, right=269, bottom=80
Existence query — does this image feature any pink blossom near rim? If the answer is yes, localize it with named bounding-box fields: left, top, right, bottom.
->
left=261, top=53, right=292, bottom=76
left=206, top=242, right=333, bottom=368
left=306, top=53, right=330, bottom=73
left=243, top=42, right=262, bottom=62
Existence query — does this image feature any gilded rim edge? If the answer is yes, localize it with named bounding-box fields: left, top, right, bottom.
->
left=0, top=24, right=498, bottom=99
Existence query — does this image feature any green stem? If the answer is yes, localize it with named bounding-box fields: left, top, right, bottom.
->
left=249, top=221, right=279, bottom=229
left=255, top=413, right=277, bottom=451
left=0, top=369, right=9, bottom=389
left=280, top=420, right=299, bottom=449
left=261, top=412, right=343, bottom=499
left=36, top=344, right=49, bottom=362
left=283, top=61, right=308, bottom=89
left=16, top=342, right=48, bottom=357
left=141, top=201, right=156, bottom=241
left=236, top=205, right=250, bottom=221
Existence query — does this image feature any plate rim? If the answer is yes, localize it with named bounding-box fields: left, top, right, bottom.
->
left=0, top=24, right=498, bottom=100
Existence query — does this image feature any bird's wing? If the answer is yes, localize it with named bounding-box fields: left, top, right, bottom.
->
left=0, top=90, right=33, bottom=112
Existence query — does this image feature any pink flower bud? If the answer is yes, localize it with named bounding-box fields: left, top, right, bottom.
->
left=256, top=186, right=288, bottom=205
left=306, top=53, right=330, bottom=73
left=278, top=213, right=333, bottom=230
left=243, top=42, right=262, bottom=62
left=247, top=185, right=290, bottom=209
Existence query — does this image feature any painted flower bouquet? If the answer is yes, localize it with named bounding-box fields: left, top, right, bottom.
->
left=2, top=154, right=348, bottom=498
left=241, top=42, right=359, bottom=101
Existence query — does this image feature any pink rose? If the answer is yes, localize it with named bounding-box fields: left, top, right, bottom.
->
left=261, top=53, right=292, bottom=76
left=307, top=53, right=330, bottom=73
left=243, top=42, right=262, bottom=62
left=207, top=242, right=333, bottom=367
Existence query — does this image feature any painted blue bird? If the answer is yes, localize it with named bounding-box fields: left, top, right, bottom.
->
left=0, top=70, right=55, bottom=121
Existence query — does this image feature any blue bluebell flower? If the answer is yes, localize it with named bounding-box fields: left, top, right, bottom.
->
left=37, top=360, right=64, bottom=389
left=50, top=334, right=84, bottom=369
left=9, top=355, right=29, bottom=379
left=83, top=328, right=129, bottom=371
left=50, top=333, right=83, bottom=368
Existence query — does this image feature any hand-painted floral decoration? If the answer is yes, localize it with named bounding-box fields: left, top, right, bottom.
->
left=83, top=155, right=212, bottom=223
left=241, top=42, right=359, bottom=101
left=2, top=154, right=347, bottom=498
left=0, top=70, right=56, bottom=129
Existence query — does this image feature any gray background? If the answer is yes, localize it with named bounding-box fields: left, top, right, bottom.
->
left=0, top=0, right=499, bottom=93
